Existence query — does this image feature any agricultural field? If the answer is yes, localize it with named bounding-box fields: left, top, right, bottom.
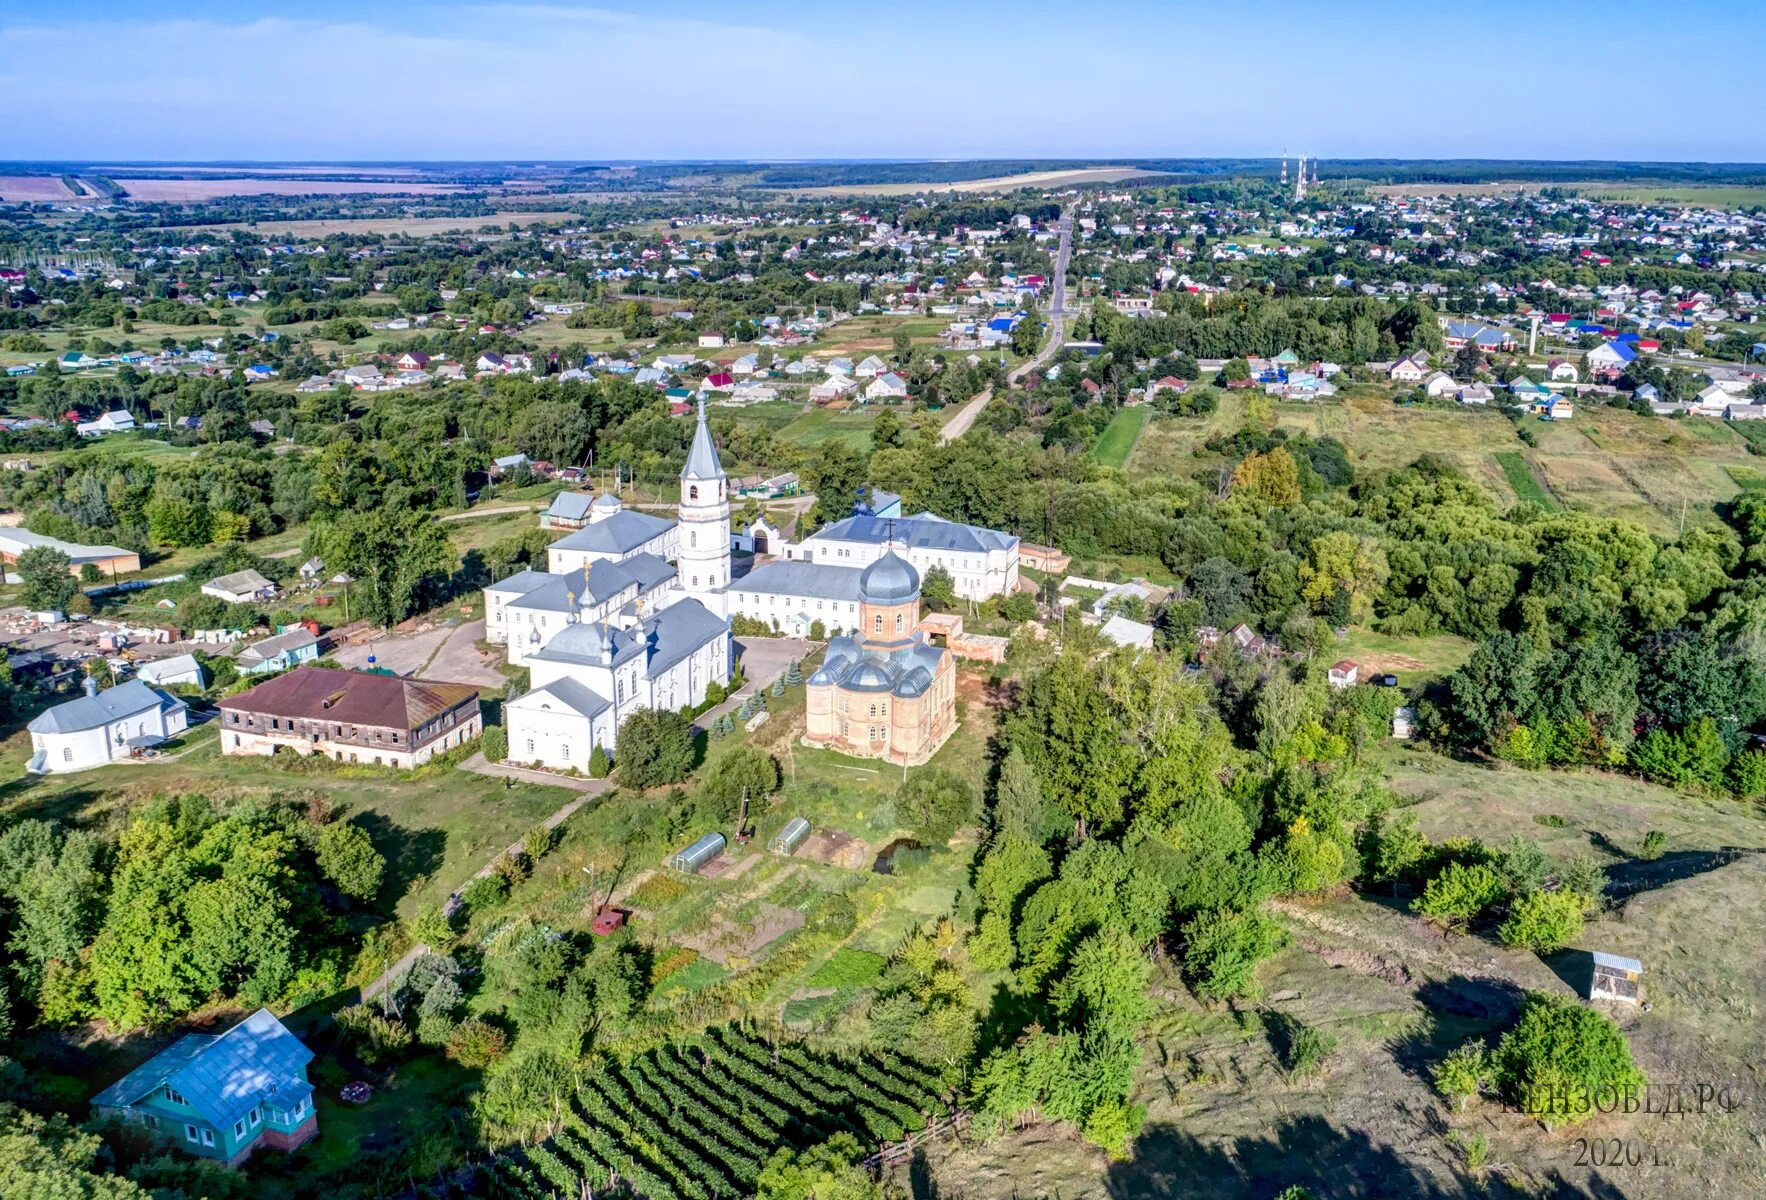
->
left=181, top=211, right=582, bottom=238
left=1130, top=391, right=1761, bottom=535
left=798, top=166, right=1163, bottom=196
left=110, top=179, right=464, bottom=201
left=0, top=175, right=82, bottom=201
left=502, top=1025, right=949, bottom=1200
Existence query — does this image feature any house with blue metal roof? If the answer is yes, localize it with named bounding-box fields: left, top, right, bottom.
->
left=91, top=1008, right=318, bottom=1167
left=545, top=494, right=677, bottom=572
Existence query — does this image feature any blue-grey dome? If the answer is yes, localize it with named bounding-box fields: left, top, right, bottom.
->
left=859, top=549, right=919, bottom=605
left=846, top=662, right=893, bottom=691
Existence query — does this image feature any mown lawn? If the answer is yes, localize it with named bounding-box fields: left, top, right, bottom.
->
left=1092, top=406, right=1151, bottom=468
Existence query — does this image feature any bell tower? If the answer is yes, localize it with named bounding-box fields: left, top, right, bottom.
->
left=678, top=398, right=731, bottom=595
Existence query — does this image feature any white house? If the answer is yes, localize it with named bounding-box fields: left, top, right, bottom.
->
left=864, top=372, right=909, bottom=401
left=1388, top=352, right=1429, bottom=384
left=855, top=354, right=888, bottom=378
left=27, top=678, right=189, bottom=774
left=697, top=331, right=726, bottom=349
left=134, top=653, right=205, bottom=689
left=201, top=569, right=277, bottom=604
left=1421, top=371, right=1458, bottom=399
left=1099, top=614, right=1156, bottom=650
left=76, top=410, right=138, bottom=437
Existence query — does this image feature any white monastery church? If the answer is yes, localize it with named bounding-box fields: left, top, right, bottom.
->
left=485, top=399, right=1016, bottom=770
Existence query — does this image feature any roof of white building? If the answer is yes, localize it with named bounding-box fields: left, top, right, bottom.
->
left=531, top=597, right=727, bottom=678
left=550, top=509, right=676, bottom=557
left=28, top=680, right=185, bottom=735
left=508, top=676, right=611, bottom=720
left=734, top=560, right=865, bottom=603
left=812, top=511, right=1017, bottom=556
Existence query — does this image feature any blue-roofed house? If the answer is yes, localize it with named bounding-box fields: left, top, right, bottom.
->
left=1586, top=340, right=1638, bottom=378
left=90, top=1009, right=318, bottom=1166
left=541, top=491, right=596, bottom=530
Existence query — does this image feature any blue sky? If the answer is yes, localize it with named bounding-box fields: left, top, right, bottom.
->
left=3, top=1, right=1762, bottom=162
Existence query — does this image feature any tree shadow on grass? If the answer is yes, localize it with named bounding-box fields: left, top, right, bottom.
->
left=1388, top=976, right=1526, bottom=1087
left=350, top=810, right=446, bottom=914
left=1599, top=846, right=1757, bottom=903
left=1108, top=1114, right=1638, bottom=1200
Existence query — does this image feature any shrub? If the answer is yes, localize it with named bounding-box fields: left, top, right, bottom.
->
left=704, top=680, right=727, bottom=707
left=1729, top=748, right=1766, bottom=798
left=588, top=744, right=610, bottom=778
left=1494, top=993, right=1645, bottom=1129
left=1181, top=907, right=1288, bottom=1001
left=462, top=873, right=510, bottom=912
left=407, top=904, right=458, bottom=951
left=1557, top=854, right=1608, bottom=909
left=445, top=1019, right=509, bottom=1069
left=481, top=725, right=508, bottom=762
left=1284, top=1023, right=1338, bottom=1079
left=1433, top=1042, right=1491, bottom=1111
left=334, top=1004, right=412, bottom=1066
left=1412, top=863, right=1507, bottom=930
left=523, top=822, right=557, bottom=860
left=1638, top=830, right=1667, bottom=861
left=1497, top=889, right=1585, bottom=952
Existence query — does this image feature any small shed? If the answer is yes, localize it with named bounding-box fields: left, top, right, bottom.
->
left=1590, top=951, right=1642, bottom=1005
left=769, top=817, right=810, bottom=857
left=1392, top=705, right=1416, bottom=740
left=671, top=832, right=726, bottom=874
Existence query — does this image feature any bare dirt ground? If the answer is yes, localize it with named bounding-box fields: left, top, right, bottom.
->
left=0, top=176, right=78, bottom=201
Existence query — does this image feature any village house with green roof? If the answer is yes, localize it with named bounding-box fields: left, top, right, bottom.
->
left=90, top=1009, right=318, bottom=1167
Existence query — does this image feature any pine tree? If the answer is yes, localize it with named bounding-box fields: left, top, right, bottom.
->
left=784, top=659, right=804, bottom=687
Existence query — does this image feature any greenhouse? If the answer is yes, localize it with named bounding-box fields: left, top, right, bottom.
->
left=768, top=816, right=810, bottom=856
left=670, top=831, right=726, bottom=874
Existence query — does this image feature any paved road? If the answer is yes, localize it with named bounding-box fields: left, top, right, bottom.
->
left=939, top=208, right=1074, bottom=445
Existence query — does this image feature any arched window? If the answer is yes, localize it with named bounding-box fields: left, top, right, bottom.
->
left=895, top=613, right=904, bottom=632
left=873, top=614, right=883, bottom=634
left=689, top=530, right=697, bottom=547
left=689, top=485, right=699, bottom=500
left=62, top=747, right=72, bottom=762
left=868, top=703, right=877, bottom=718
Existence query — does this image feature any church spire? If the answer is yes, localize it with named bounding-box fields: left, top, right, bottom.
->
left=682, top=397, right=725, bottom=482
